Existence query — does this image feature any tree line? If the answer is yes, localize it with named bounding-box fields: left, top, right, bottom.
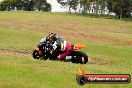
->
left=0, top=0, right=131, bottom=19
left=0, top=0, right=51, bottom=11
left=57, top=0, right=132, bottom=19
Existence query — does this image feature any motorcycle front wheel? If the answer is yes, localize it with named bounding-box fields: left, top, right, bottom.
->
left=32, top=49, right=49, bottom=60
left=32, top=49, right=40, bottom=59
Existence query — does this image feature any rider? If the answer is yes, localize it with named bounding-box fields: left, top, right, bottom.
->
left=46, top=33, right=71, bottom=61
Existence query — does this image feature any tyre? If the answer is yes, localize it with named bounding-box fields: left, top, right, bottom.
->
left=71, top=51, right=88, bottom=64
left=32, top=49, right=40, bottom=59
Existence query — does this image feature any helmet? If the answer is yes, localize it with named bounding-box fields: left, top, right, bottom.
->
left=46, top=33, right=58, bottom=42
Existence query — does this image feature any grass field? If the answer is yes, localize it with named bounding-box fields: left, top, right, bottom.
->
left=0, top=11, right=132, bottom=88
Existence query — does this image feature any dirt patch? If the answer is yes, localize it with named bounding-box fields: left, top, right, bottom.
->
left=0, top=49, right=31, bottom=57
left=89, top=57, right=109, bottom=65
left=0, top=19, right=132, bottom=46
left=38, top=29, right=132, bottom=46
left=79, top=33, right=132, bottom=46
left=0, top=49, right=113, bottom=65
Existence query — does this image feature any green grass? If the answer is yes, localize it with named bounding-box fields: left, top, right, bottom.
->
left=0, top=11, right=132, bottom=88
left=0, top=56, right=131, bottom=88
left=0, top=55, right=131, bottom=88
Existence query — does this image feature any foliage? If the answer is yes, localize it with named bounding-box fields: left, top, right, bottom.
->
left=0, top=0, right=51, bottom=11
left=110, top=0, right=132, bottom=18
left=57, top=0, right=132, bottom=18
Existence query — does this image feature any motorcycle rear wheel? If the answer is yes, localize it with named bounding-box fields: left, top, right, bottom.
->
left=71, top=51, right=88, bottom=64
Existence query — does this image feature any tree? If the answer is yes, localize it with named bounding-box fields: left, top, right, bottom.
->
left=0, top=0, right=51, bottom=11
left=71, top=0, right=79, bottom=13
left=0, top=0, right=16, bottom=11
left=41, top=3, right=51, bottom=11
left=80, top=0, right=90, bottom=15
left=107, top=0, right=132, bottom=19
left=99, top=1, right=107, bottom=15
left=58, top=0, right=79, bottom=14
left=33, top=0, right=51, bottom=11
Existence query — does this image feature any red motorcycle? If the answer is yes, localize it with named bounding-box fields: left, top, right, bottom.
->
left=32, top=43, right=88, bottom=64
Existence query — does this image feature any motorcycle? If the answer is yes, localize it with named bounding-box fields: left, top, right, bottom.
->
left=32, top=42, right=88, bottom=64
